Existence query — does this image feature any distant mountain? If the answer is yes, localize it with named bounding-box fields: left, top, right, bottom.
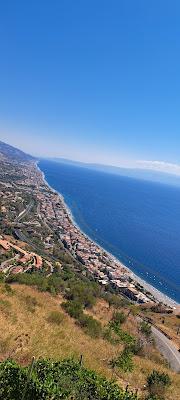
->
left=0, top=140, right=35, bottom=163
left=50, top=157, right=180, bottom=188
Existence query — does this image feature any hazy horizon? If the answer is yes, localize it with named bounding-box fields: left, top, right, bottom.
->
left=1, top=1, right=180, bottom=176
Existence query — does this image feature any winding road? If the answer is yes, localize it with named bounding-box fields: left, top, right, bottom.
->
left=151, top=325, right=180, bottom=373
left=13, top=201, right=180, bottom=373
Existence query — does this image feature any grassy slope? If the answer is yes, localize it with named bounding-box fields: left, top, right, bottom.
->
left=0, top=283, right=179, bottom=399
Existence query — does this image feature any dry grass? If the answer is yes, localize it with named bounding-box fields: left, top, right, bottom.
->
left=146, top=310, right=180, bottom=349
left=0, top=283, right=179, bottom=399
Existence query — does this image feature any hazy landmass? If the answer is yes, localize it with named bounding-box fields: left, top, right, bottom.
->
left=49, top=157, right=180, bottom=188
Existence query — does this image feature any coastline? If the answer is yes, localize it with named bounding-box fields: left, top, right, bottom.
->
left=37, top=160, right=179, bottom=308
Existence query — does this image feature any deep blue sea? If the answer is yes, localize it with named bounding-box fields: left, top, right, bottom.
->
left=39, top=160, right=180, bottom=303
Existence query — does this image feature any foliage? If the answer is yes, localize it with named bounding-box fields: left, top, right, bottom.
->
left=103, top=293, right=129, bottom=309
left=65, top=280, right=99, bottom=308
left=110, top=348, right=134, bottom=373
left=62, top=300, right=83, bottom=319
left=47, top=310, right=64, bottom=325
left=0, top=359, right=40, bottom=399
left=140, top=321, right=152, bottom=337
left=147, top=370, right=171, bottom=398
left=77, top=314, right=102, bottom=338
left=0, top=358, right=139, bottom=399
left=125, top=339, right=143, bottom=356
left=112, top=311, right=126, bottom=325
left=109, top=320, right=135, bottom=345
left=0, top=272, right=5, bottom=282
left=4, top=283, right=14, bottom=295
left=62, top=300, right=102, bottom=338
left=103, top=327, right=120, bottom=345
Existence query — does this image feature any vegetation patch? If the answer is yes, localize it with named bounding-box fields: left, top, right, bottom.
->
left=109, top=320, right=135, bottom=345
left=112, top=311, right=127, bottom=325
left=47, top=311, right=64, bottom=325
left=21, top=295, right=38, bottom=313
left=77, top=314, right=102, bottom=338
left=62, top=300, right=83, bottom=319
left=140, top=321, right=152, bottom=337
left=0, top=298, right=12, bottom=317
left=0, top=358, right=139, bottom=399
left=147, top=370, right=171, bottom=399
left=110, top=348, right=134, bottom=373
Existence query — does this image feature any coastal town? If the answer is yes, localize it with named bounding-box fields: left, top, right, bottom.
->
left=0, top=150, right=176, bottom=309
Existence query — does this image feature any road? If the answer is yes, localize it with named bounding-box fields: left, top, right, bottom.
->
left=15, top=200, right=34, bottom=223
left=151, top=325, right=180, bottom=373
left=13, top=204, right=180, bottom=373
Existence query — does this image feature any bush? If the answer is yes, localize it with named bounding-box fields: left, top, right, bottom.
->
left=140, top=321, right=151, bottom=337
left=109, top=320, right=135, bottom=345
left=62, top=300, right=102, bottom=338
left=4, top=283, right=14, bottom=295
left=103, top=293, right=129, bottom=308
left=47, top=311, right=64, bottom=325
left=62, top=300, right=83, bottom=319
left=23, top=295, right=38, bottom=313
left=0, top=359, right=40, bottom=399
left=147, top=370, right=171, bottom=398
left=103, top=327, right=120, bottom=345
left=0, top=358, right=139, bottom=399
left=125, top=339, right=143, bottom=356
left=66, top=281, right=99, bottom=308
left=77, top=314, right=102, bottom=338
left=110, top=348, right=134, bottom=373
left=112, top=311, right=126, bottom=325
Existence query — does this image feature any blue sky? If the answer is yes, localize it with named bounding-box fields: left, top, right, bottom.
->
left=0, top=1, right=180, bottom=174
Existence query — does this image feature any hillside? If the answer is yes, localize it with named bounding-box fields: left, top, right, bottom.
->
left=0, top=282, right=179, bottom=399
left=0, top=140, right=35, bottom=162
left=0, top=141, right=180, bottom=399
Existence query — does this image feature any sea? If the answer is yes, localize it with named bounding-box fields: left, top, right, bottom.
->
left=39, top=159, right=180, bottom=303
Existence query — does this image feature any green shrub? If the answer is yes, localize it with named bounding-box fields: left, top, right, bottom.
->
left=147, top=370, right=171, bottom=398
left=77, top=314, right=102, bottom=338
left=4, top=283, right=14, bottom=295
left=0, top=358, right=139, bottom=399
left=110, top=348, right=134, bottom=373
left=109, top=320, right=135, bottom=344
left=62, top=300, right=83, bottom=319
left=103, top=327, right=120, bottom=345
left=0, top=359, right=40, bottom=399
left=66, top=281, right=98, bottom=308
left=125, top=339, right=144, bottom=356
left=47, top=311, right=64, bottom=325
left=112, top=311, right=126, bottom=325
left=103, top=293, right=129, bottom=308
left=140, top=321, right=151, bottom=337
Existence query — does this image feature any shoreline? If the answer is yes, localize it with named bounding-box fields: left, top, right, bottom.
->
left=36, top=160, right=179, bottom=308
